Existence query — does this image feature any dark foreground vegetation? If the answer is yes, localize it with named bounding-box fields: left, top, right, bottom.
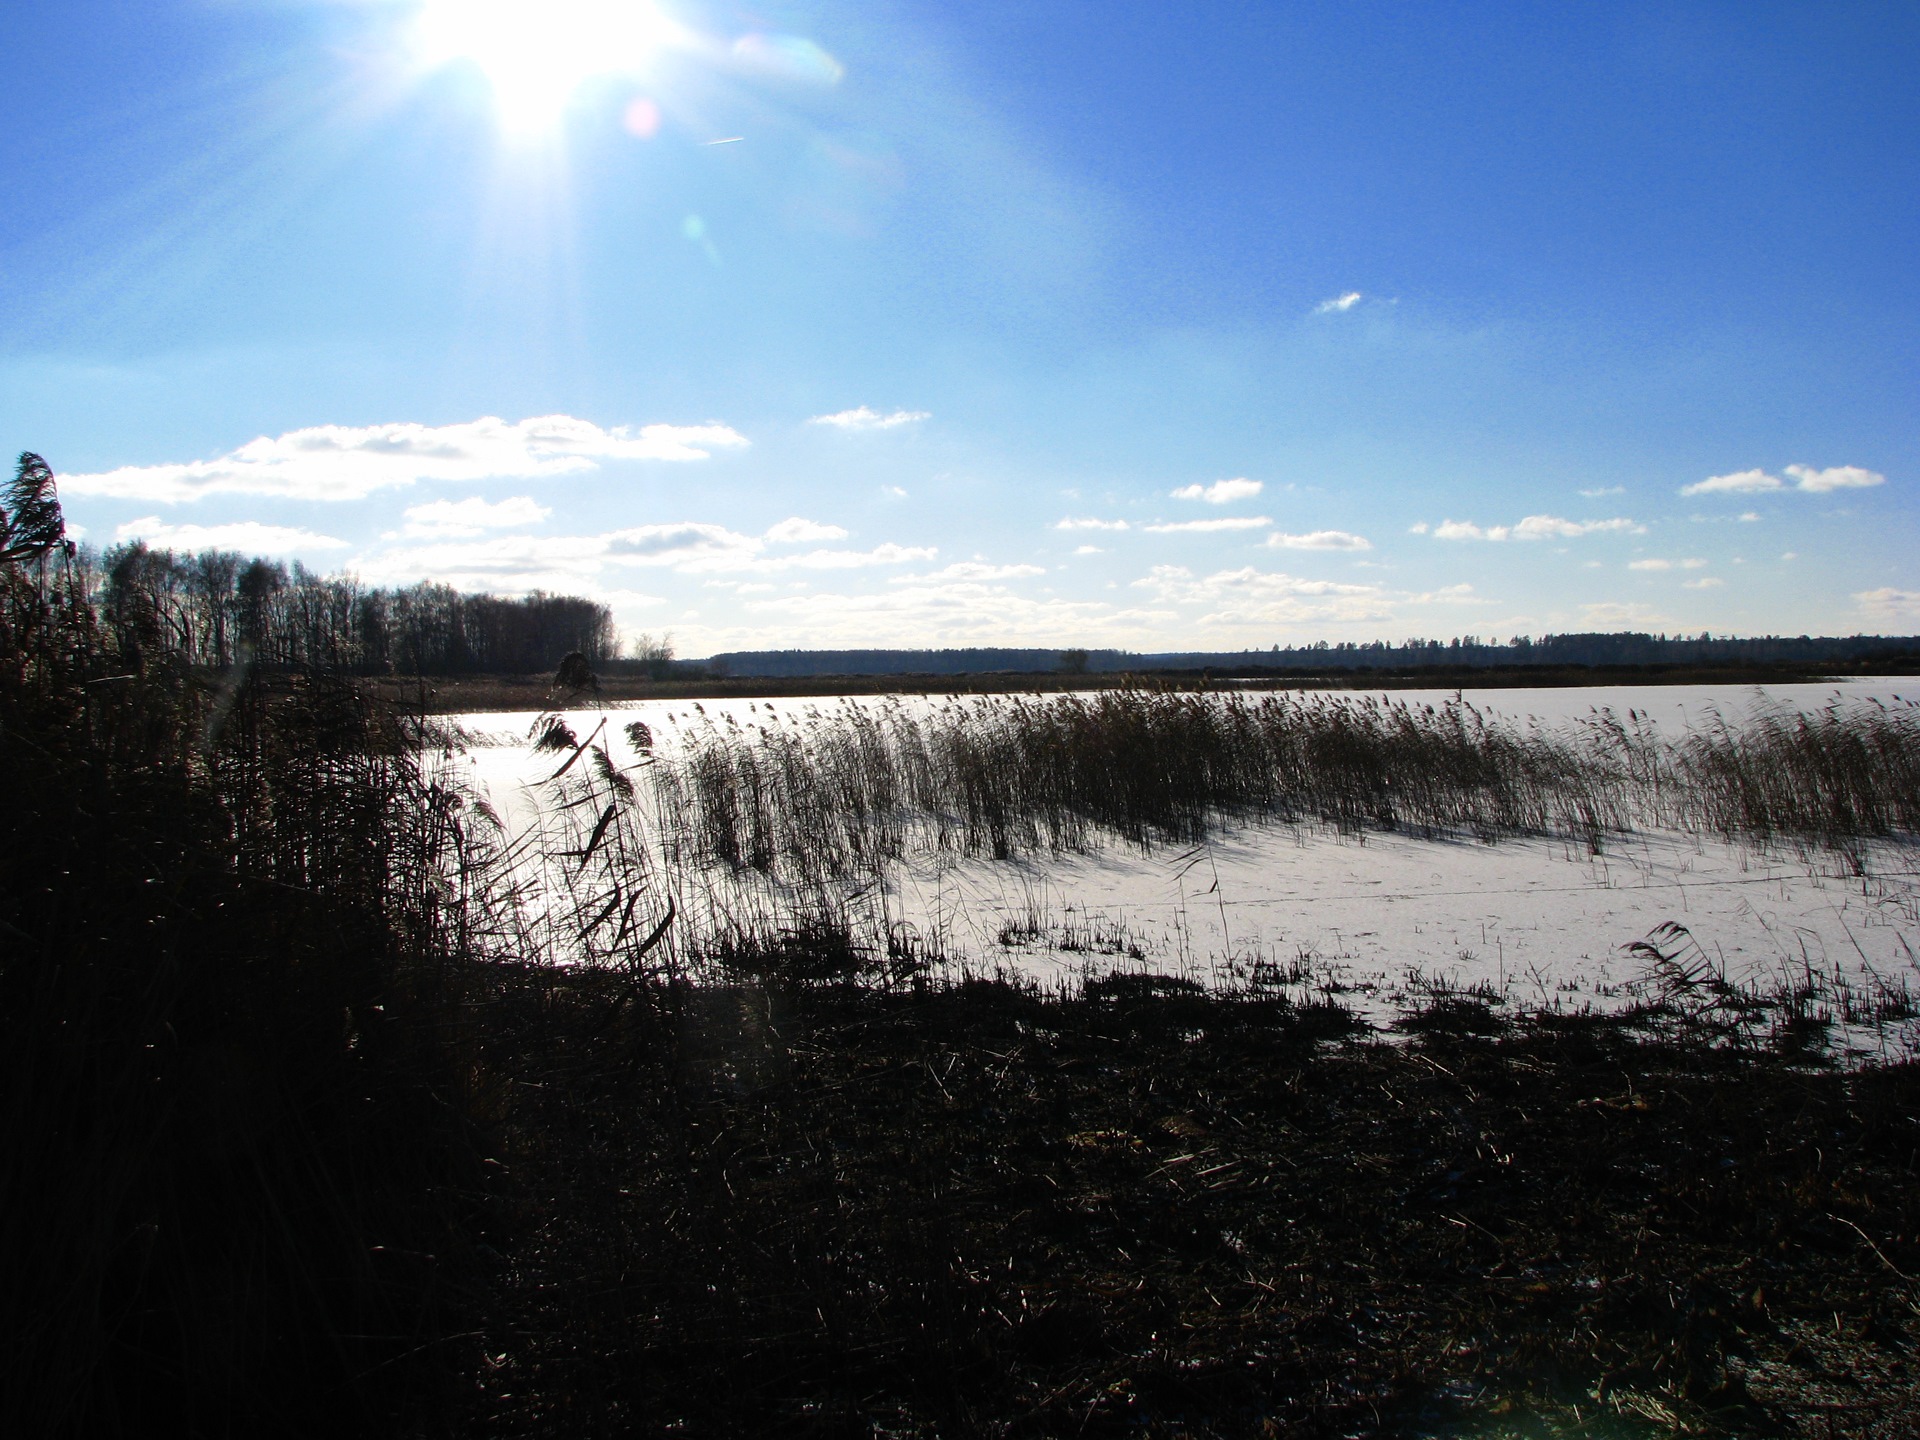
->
left=6, top=453, right=1920, bottom=1437
left=473, top=975, right=1920, bottom=1439
left=2, top=458, right=488, bottom=1435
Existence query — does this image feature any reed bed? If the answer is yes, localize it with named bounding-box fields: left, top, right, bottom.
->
left=1, top=459, right=491, bottom=1437
left=648, top=690, right=1920, bottom=893
left=576, top=688, right=1920, bottom=991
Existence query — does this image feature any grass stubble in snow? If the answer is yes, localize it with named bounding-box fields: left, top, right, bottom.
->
left=458, top=686, right=1920, bottom=1059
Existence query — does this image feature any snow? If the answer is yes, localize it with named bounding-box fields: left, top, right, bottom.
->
left=447, top=678, right=1920, bottom=1053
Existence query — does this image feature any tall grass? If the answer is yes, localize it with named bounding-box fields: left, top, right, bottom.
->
left=654, top=688, right=1920, bottom=885
left=0, top=457, right=487, bottom=1436
left=608, top=687, right=1920, bottom=975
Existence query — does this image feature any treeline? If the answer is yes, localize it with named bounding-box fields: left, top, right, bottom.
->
left=96, top=542, right=617, bottom=674
left=703, top=647, right=1133, bottom=678
left=705, top=632, right=1920, bottom=678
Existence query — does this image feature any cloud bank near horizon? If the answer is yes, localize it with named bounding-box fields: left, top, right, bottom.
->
left=59, top=415, right=750, bottom=503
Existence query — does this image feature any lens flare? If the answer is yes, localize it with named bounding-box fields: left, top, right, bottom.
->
left=730, top=33, right=845, bottom=87
left=622, top=96, right=660, bottom=138
left=417, top=0, right=682, bottom=132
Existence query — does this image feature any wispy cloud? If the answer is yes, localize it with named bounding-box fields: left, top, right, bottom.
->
left=890, top=561, right=1046, bottom=584
left=1680, top=463, right=1885, bottom=497
left=808, top=406, right=931, bottom=431
left=764, top=516, right=850, bottom=544
left=774, top=543, right=939, bottom=571
left=115, top=517, right=349, bottom=554
left=1579, top=600, right=1665, bottom=626
left=1170, top=477, right=1262, bottom=505
left=1265, top=529, right=1371, bottom=552
left=1133, top=564, right=1387, bottom=625
left=353, top=523, right=932, bottom=593
left=60, top=415, right=749, bottom=503
left=1427, top=514, right=1643, bottom=542
left=1856, top=587, right=1920, bottom=622
left=1143, top=516, right=1272, bottom=534
left=1683, top=577, right=1723, bottom=589
left=723, top=580, right=1168, bottom=648
left=400, top=495, right=551, bottom=538
left=1579, top=485, right=1625, bottom=498
left=1627, top=557, right=1707, bottom=572
left=1055, top=517, right=1130, bottom=531
left=1314, top=291, right=1363, bottom=314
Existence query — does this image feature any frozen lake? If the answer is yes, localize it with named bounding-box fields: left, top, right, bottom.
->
left=447, top=677, right=1920, bottom=1052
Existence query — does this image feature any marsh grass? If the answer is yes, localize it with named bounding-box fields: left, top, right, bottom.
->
left=0, top=459, right=489, bottom=1437
left=652, top=687, right=1920, bottom=885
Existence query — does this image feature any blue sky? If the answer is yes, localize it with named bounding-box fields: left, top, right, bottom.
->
left=3, top=1, right=1915, bottom=654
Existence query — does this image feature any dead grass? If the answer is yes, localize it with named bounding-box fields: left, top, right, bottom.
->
left=464, top=974, right=1920, bottom=1438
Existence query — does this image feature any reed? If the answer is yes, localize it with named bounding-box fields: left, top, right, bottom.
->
left=650, top=688, right=1920, bottom=895
left=0, top=457, right=488, bottom=1437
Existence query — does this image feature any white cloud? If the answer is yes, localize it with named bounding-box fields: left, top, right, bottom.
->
left=776, top=543, right=938, bottom=571
left=1428, top=514, right=1642, bottom=542
left=1628, top=558, right=1670, bottom=571
left=1404, top=583, right=1485, bottom=605
left=1143, top=516, right=1272, bottom=534
left=891, top=561, right=1046, bottom=584
left=1407, top=521, right=1430, bottom=535
left=1739, top=511, right=1760, bottom=523
left=602, top=522, right=763, bottom=568
left=1513, top=514, right=1642, bottom=540
left=1784, top=463, right=1884, bottom=493
left=1132, top=564, right=1390, bottom=625
left=1055, top=517, right=1130, bottom=531
left=1579, top=486, right=1625, bottom=498
left=351, top=534, right=617, bottom=592
left=725, top=579, right=1170, bottom=648
left=1683, top=577, right=1723, bottom=589
left=808, top=406, right=930, bottom=431
left=1681, top=463, right=1885, bottom=497
left=1265, top=529, right=1371, bottom=552
left=353, top=521, right=932, bottom=594
left=61, top=415, right=748, bottom=503
left=1856, top=587, right=1920, bottom=622
left=1579, top=601, right=1665, bottom=626
left=1681, top=468, right=1782, bottom=497
left=114, top=517, right=349, bottom=554
left=1072, top=545, right=1104, bottom=556
left=764, top=516, right=850, bottom=544
left=1314, top=291, right=1363, bottom=314
left=401, top=495, right=551, bottom=538
left=1170, top=477, right=1263, bottom=505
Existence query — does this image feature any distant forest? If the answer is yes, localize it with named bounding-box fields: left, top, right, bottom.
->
left=706, top=632, right=1920, bottom=678
left=89, top=540, right=1919, bottom=680
left=94, top=542, right=618, bottom=674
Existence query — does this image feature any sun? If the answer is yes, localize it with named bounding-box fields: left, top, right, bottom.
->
left=416, top=0, right=681, bottom=133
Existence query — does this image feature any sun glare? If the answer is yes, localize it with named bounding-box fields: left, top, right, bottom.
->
left=417, top=0, right=680, bottom=132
